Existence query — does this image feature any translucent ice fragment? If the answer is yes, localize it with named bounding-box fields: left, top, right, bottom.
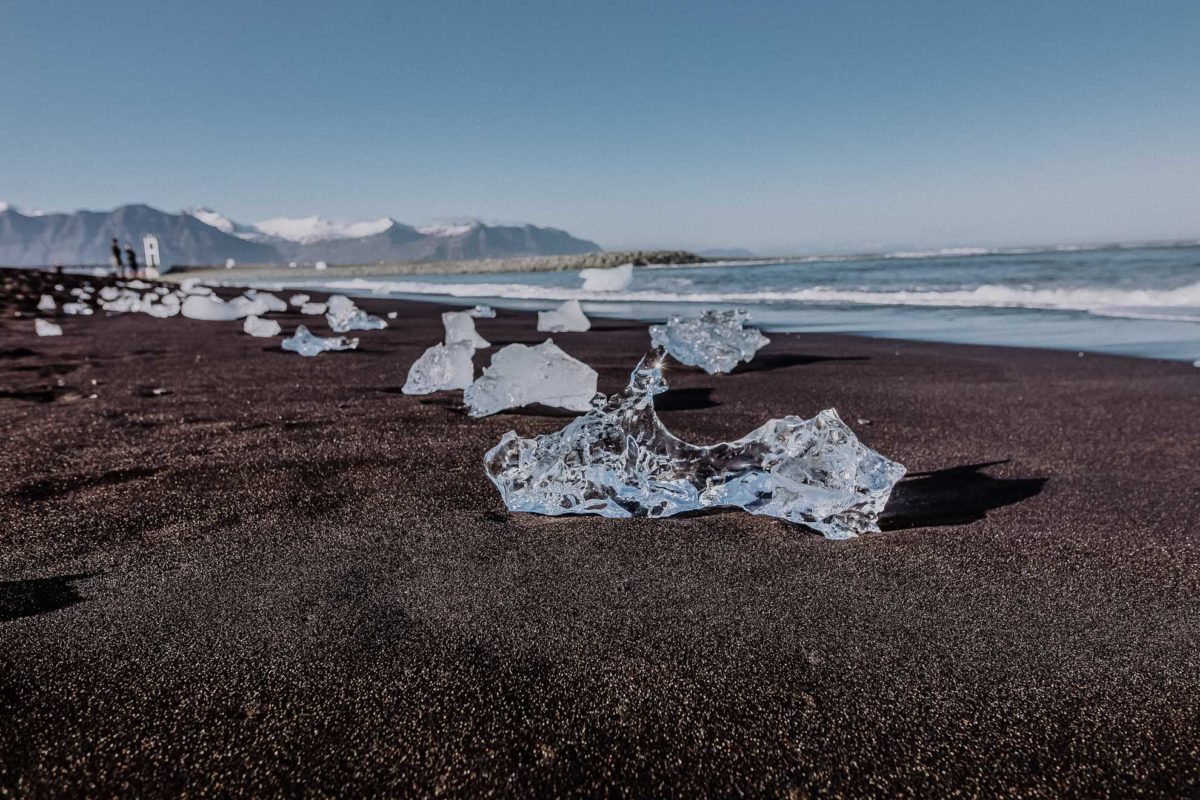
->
left=326, top=294, right=387, bottom=332
left=649, top=309, right=769, bottom=374
left=38, top=295, right=56, bottom=312
left=442, top=311, right=489, bottom=348
left=464, top=339, right=597, bottom=417
left=300, top=302, right=327, bottom=315
left=485, top=351, right=905, bottom=539
left=280, top=325, right=359, bottom=357
left=580, top=262, right=633, bottom=292
left=289, top=293, right=311, bottom=307
left=244, top=315, right=282, bottom=337
left=469, top=304, right=496, bottom=318
left=537, top=299, right=591, bottom=333
left=35, top=319, right=62, bottom=337
left=402, top=340, right=475, bottom=394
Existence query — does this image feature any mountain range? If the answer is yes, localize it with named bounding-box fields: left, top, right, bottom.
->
left=0, top=203, right=601, bottom=267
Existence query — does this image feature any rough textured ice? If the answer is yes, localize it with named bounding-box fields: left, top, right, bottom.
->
left=649, top=309, right=770, bottom=374
left=35, top=319, right=62, bottom=337
left=38, top=295, right=56, bottom=312
left=402, top=340, right=475, bottom=395
left=580, top=262, right=633, bottom=291
left=244, top=315, right=282, bottom=337
left=464, top=340, right=597, bottom=417
left=326, top=295, right=387, bottom=332
left=537, top=299, right=591, bottom=332
left=280, top=325, right=359, bottom=356
left=469, top=304, right=496, bottom=318
left=484, top=351, right=905, bottom=539
left=443, top=311, right=490, bottom=348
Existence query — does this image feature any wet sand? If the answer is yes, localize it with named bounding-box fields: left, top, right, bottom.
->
left=1, top=272, right=1197, bottom=797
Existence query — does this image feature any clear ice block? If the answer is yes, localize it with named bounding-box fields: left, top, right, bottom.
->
left=537, top=299, right=591, bottom=332
left=402, top=340, right=475, bottom=394
left=649, top=309, right=769, bottom=374
left=280, top=325, right=359, bottom=357
left=484, top=351, right=905, bottom=539
left=464, top=339, right=597, bottom=417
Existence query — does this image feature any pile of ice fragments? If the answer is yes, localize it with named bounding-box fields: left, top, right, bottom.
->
left=649, top=309, right=770, bottom=374
left=484, top=350, right=905, bottom=539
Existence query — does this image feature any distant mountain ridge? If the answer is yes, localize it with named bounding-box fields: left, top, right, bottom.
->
left=0, top=203, right=601, bottom=267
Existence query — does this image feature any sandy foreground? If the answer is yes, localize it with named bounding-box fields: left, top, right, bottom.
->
left=1, top=272, right=1197, bottom=797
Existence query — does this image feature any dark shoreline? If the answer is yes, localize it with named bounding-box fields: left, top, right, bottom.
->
left=2, top=273, right=1197, bottom=797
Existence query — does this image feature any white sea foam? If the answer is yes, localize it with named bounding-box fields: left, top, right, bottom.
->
left=307, top=278, right=1200, bottom=322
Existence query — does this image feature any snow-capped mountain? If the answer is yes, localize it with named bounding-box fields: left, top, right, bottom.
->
left=0, top=203, right=601, bottom=267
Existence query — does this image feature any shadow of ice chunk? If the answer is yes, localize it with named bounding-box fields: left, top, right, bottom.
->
left=281, top=325, right=359, bottom=357
left=649, top=309, right=770, bottom=374
left=465, top=339, right=597, bottom=417
left=484, top=349, right=905, bottom=539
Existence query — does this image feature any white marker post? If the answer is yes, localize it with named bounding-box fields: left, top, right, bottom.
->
left=142, top=235, right=161, bottom=278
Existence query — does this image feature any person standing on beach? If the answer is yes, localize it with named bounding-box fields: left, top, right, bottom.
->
left=124, top=241, right=139, bottom=278
left=110, top=238, right=123, bottom=276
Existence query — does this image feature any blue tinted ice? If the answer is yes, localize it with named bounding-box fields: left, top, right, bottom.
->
left=649, top=309, right=769, bottom=374
left=281, top=325, right=359, bottom=357
left=484, top=351, right=905, bottom=539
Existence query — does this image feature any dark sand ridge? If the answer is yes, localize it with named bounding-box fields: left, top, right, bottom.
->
left=1, top=272, right=1197, bottom=797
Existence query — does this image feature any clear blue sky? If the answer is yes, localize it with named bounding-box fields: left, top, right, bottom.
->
left=2, top=0, right=1198, bottom=253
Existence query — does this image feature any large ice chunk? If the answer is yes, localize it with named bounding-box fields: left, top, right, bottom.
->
left=485, top=351, right=905, bottom=539
left=244, top=315, right=282, bottom=337
left=443, top=311, right=490, bottom=348
left=464, top=340, right=597, bottom=417
left=649, top=309, right=769, bottom=374
left=280, top=325, right=359, bottom=357
left=402, top=340, right=475, bottom=394
left=537, top=299, right=591, bottom=333
left=580, top=262, right=633, bottom=292
left=181, top=295, right=263, bottom=320
left=326, top=294, right=387, bottom=332
left=35, top=319, right=62, bottom=337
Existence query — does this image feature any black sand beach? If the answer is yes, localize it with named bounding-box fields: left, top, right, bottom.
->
left=1, top=273, right=1197, bottom=797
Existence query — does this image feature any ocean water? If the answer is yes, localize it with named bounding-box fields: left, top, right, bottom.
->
left=275, top=244, right=1200, bottom=362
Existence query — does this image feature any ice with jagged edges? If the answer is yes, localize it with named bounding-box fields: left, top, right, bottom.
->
left=326, top=295, right=387, bottom=332
left=484, top=350, right=905, bottom=539
left=649, top=309, right=770, bottom=374
left=537, top=299, right=591, bottom=332
left=280, top=325, right=359, bottom=357
left=464, top=339, right=597, bottom=417
left=442, top=311, right=490, bottom=348
left=403, top=340, right=475, bottom=394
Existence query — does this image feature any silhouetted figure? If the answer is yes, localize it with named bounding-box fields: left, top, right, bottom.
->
left=110, top=238, right=123, bottom=276
left=124, top=242, right=138, bottom=278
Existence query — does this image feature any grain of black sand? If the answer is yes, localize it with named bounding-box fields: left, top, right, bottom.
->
left=1, top=272, right=1197, bottom=798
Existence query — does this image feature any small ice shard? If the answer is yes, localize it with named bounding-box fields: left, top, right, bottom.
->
left=484, top=351, right=905, bottom=539
left=35, top=319, right=62, bottom=336
left=649, top=309, right=770, bottom=374
left=537, top=299, right=591, bottom=332
left=300, top=301, right=328, bottom=315
left=387, top=311, right=398, bottom=319
left=99, top=286, right=121, bottom=301
left=62, top=302, right=93, bottom=315
left=289, top=293, right=311, bottom=307
left=225, top=258, right=236, bottom=269
left=280, top=325, right=359, bottom=356
left=469, top=304, right=496, bottom=318
left=315, top=261, right=328, bottom=270
left=37, top=294, right=56, bottom=312
left=326, top=294, right=387, bottom=332
left=580, top=262, right=634, bottom=292
left=244, top=315, right=282, bottom=337
left=443, top=311, right=489, bottom=348
left=464, top=339, right=597, bottom=417
left=402, top=340, right=475, bottom=394
left=288, top=261, right=298, bottom=268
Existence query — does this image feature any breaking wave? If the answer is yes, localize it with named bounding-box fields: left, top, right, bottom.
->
left=317, top=278, right=1200, bottom=322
